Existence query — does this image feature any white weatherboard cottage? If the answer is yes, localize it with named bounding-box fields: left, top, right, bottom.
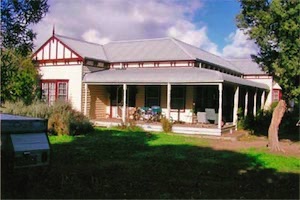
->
left=33, top=31, right=281, bottom=136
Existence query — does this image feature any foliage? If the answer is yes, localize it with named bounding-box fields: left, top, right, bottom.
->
left=161, top=116, right=173, bottom=133
left=0, top=100, right=93, bottom=135
left=1, top=0, right=49, bottom=56
left=237, top=0, right=300, bottom=101
left=0, top=100, right=51, bottom=118
left=0, top=49, right=40, bottom=104
left=237, top=103, right=299, bottom=138
left=114, top=119, right=144, bottom=132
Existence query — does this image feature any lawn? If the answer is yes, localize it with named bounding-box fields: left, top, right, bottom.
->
left=2, top=128, right=299, bottom=199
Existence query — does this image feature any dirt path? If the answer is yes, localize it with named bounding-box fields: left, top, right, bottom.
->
left=208, top=134, right=300, bottom=157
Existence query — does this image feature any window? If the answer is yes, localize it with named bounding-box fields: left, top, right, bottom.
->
left=273, top=90, right=280, bottom=102
left=171, top=86, right=186, bottom=110
left=109, top=86, right=136, bottom=107
left=41, top=80, right=68, bottom=105
left=145, top=86, right=160, bottom=107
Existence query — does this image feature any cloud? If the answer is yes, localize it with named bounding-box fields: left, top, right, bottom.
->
left=33, top=0, right=204, bottom=48
left=167, top=20, right=219, bottom=55
left=82, top=29, right=110, bottom=45
left=32, top=1, right=256, bottom=59
left=222, top=29, right=258, bottom=59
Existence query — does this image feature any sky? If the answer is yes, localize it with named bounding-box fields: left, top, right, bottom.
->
left=33, top=0, right=258, bottom=59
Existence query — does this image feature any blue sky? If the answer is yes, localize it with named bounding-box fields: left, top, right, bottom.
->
left=33, top=0, right=257, bottom=59
left=198, top=0, right=241, bottom=48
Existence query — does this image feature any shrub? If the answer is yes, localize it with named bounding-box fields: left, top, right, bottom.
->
left=237, top=102, right=299, bottom=137
left=48, top=112, right=70, bottom=135
left=0, top=100, right=50, bottom=118
left=114, top=119, right=144, bottom=132
left=161, top=117, right=172, bottom=133
left=1, top=100, right=93, bottom=135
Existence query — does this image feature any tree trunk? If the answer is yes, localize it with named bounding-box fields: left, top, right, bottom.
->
left=268, top=100, right=287, bottom=151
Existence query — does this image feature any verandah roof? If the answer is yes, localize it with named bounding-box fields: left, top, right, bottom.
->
left=83, top=67, right=269, bottom=90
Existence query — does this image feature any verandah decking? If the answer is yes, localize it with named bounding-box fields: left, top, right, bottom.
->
left=91, top=118, right=236, bottom=136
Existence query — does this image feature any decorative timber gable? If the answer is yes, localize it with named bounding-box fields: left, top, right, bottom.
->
left=33, top=35, right=83, bottom=66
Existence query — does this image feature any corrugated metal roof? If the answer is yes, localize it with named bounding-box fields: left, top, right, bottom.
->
left=173, top=38, right=241, bottom=73
left=55, top=34, right=108, bottom=62
left=103, top=38, right=193, bottom=62
left=50, top=35, right=266, bottom=76
left=83, top=67, right=268, bottom=89
left=229, top=59, right=265, bottom=75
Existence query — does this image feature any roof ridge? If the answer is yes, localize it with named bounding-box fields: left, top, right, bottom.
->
left=106, top=37, right=170, bottom=44
left=172, top=38, right=241, bottom=71
left=55, top=34, right=103, bottom=46
left=173, top=38, right=228, bottom=61
left=170, top=37, right=195, bottom=60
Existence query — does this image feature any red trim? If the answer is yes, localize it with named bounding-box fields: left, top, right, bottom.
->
left=111, top=65, right=192, bottom=69
left=38, top=63, right=82, bottom=67
left=56, top=39, right=58, bottom=59
left=32, top=35, right=83, bottom=61
left=49, top=39, right=51, bottom=59
left=37, top=58, right=83, bottom=64
left=110, top=60, right=194, bottom=65
left=41, top=80, right=69, bottom=103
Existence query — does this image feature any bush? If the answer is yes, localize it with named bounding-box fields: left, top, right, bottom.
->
left=114, top=119, right=144, bottom=132
left=237, top=102, right=299, bottom=137
left=1, top=100, right=51, bottom=118
left=161, top=117, right=172, bottom=133
left=1, top=100, right=93, bottom=135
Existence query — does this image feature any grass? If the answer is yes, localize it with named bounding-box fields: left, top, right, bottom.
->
left=2, top=128, right=299, bottom=199
left=243, top=148, right=300, bottom=173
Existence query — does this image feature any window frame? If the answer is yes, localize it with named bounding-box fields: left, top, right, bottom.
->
left=145, top=86, right=161, bottom=107
left=171, top=86, right=186, bottom=111
left=41, top=80, right=69, bottom=105
left=273, top=90, right=280, bottom=102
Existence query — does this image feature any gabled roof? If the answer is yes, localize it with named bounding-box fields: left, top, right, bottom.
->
left=83, top=67, right=269, bottom=89
left=34, top=34, right=260, bottom=75
left=54, top=34, right=108, bottom=62
left=229, top=59, right=265, bottom=75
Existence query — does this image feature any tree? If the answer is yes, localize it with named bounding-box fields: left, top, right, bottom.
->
left=1, top=0, right=49, bottom=56
left=0, top=0, right=48, bottom=104
left=1, top=49, right=40, bottom=104
left=268, top=100, right=287, bottom=151
left=236, top=0, right=300, bottom=151
left=237, top=0, right=300, bottom=101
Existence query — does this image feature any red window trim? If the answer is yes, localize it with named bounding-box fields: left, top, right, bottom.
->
left=41, top=80, right=69, bottom=104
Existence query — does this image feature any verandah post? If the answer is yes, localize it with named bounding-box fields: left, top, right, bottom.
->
left=233, top=86, right=239, bottom=130
left=84, top=83, right=88, bottom=116
left=261, top=90, right=266, bottom=110
left=218, top=83, right=223, bottom=129
left=244, top=90, right=248, bottom=117
left=166, top=82, right=171, bottom=120
left=253, top=89, right=257, bottom=116
left=122, top=84, right=127, bottom=123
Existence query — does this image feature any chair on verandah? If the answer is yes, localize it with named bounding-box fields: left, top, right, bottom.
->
left=197, top=112, right=208, bottom=123
left=205, top=108, right=217, bottom=124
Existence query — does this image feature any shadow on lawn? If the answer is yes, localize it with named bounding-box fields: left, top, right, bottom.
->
left=2, top=129, right=299, bottom=199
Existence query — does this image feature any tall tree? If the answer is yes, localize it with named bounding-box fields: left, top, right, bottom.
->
left=1, top=0, right=49, bottom=56
left=237, top=0, right=300, bottom=101
left=1, top=0, right=48, bottom=104
left=1, top=49, right=40, bottom=104
left=236, top=0, right=300, bottom=151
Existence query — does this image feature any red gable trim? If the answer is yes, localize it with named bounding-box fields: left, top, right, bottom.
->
left=32, top=35, right=83, bottom=61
